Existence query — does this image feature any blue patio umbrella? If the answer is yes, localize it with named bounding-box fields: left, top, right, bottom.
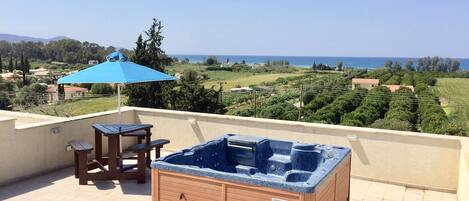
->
left=58, top=51, right=175, bottom=133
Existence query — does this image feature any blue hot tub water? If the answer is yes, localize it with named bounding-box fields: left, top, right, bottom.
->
left=151, top=134, right=351, bottom=193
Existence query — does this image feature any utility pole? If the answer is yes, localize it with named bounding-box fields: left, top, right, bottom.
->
left=253, top=90, right=258, bottom=118
left=217, top=81, right=227, bottom=103
left=298, top=80, right=304, bottom=121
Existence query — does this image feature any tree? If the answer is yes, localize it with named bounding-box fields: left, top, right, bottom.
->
left=167, top=69, right=226, bottom=114
left=384, top=59, right=393, bottom=68
left=20, top=54, right=28, bottom=85
left=8, top=56, right=13, bottom=72
left=0, top=91, right=12, bottom=110
left=126, top=18, right=172, bottom=109
left=404, top=60, right=414, bottom=71
left=14, top=58, right=17, bottom=71
left=336, top=61, right=343, bottom=71
left=312, top=62, right=317, bottom=71
left=431, top=56, right=440, bottom=71
left=205, top=56, right=218, bottom=65
left=450, top=59, right=460, bottom=72
left=14, top=83, right=48, bottom=107
left=91, top=83, right=114, bottom=95
left=421, top=57, right=431, bottom=71
left=392, top=61, right=402, bottom=72
left=0, top=54, right=3, bottom=72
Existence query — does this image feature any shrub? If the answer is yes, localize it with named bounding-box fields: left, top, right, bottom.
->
left=302, top=90, right=316, bottom=105
left=382, top=87, right=416, bottom=131
left=14, top=83, right=48, bottom=107
left=0, top=91, right=12, bottom=110
left=371, top=119, right=413, bottom=131
left=91, top=84, right=114, bottom=95
left=400, top=72, right=414, bottom=85
left=206, top=66, right=233, bottom=71
left=384, top=74, right=401, bottom=85
left=417, top=90, right=448, bottom=134
left=259, top=102, right=298, bottom=121
left=303, top=80, right=348, bottom=114
left=234, top=107, right=255, bottom=117
left=340, top=86, right=391, bottom=127
left=426, top=77, right=437, bottom=86
left=306, top=89, right=367, bottom=124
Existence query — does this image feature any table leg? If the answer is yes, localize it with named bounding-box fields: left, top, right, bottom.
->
left=95, top=130, right=103, bottom=163
left=145, top=128, right=152, bottom=167
left=137, top=151, right=146, bottom=184
left=116, top=135, right=123, bottom=168
left=108, top=135, right=118, bottom=177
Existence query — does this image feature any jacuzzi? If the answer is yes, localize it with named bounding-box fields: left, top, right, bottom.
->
left=151, top=134, right=351, bottom=201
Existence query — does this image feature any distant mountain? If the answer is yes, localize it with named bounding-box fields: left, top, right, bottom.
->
left=0, top=33, right=72, bottom=43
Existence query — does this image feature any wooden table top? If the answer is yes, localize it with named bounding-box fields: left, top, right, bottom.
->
left=92, top=124, right=153, bottom=136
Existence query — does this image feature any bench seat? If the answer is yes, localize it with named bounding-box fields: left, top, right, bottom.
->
left=69, top=140, right=93, bottom=151
left=129, top=139, right=170, bottom=153
left=68, top=140, right=94, bottom=185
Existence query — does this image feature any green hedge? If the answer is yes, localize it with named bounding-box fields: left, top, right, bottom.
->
left=341, top=86, right=391, bottom=127
left=306, top=88, right=367, bottom=124
left=417, top=90, right=448, bottom=134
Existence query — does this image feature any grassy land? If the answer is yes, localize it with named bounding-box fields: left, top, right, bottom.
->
left=433, top=78, right=469, bottom=126
left=23, top=96, right=127, bottom=117
left=19, top=62, right=310, bottom=116
left=204, top=72, right=305, bottom=90
left=166, top=63, right=308, bottom=90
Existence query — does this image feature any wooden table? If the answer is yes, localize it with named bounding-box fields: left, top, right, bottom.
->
left=91, top=124, right=154, bottom=182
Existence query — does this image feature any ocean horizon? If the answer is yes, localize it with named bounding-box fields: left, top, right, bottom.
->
left=171, top=54, right=469, bottom=70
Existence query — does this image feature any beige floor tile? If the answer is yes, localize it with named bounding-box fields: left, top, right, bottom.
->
left=0, top=168, right=458, bottom=201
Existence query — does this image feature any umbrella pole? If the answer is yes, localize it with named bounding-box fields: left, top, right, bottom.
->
left=118, top=84, right=122, bottom=126
left=117, top=84, right=123, bottom=167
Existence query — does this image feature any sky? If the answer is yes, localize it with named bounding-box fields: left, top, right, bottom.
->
left=1, top=0, right=469, bottom=58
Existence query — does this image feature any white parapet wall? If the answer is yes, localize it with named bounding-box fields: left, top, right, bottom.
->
left=133, top=107, right=462, bottom=193
left=458, top=138, right=469, bottom=201
left=0, top=107, right=467, bottom=199
left=0, top=109, right=136, bottom=186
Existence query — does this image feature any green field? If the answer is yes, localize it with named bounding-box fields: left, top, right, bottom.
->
left=204, top=72, right=305, bottom=90
left=23, top=96, right=127, bottom=117
left=433, top=78, right=469, bottom=126
left=165, top=63, right=308, bottom=91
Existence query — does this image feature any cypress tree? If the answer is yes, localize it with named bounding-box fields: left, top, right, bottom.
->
left=14, top=58, right=17, bottom=71
left=21, top=54, right=27, bottom=85
left=0, top=54, right=3, bottom=73
left=25, top=57, right=30, bottom=74
left=8, top=57, right=13, bottom=72
left=126, top=18, right=172, bottom=108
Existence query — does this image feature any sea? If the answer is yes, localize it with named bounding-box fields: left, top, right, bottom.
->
left=170, top=54, right=469, bottom=70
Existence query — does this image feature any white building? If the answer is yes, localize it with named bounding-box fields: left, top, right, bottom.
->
left=230, top=87, right=254, bottom=93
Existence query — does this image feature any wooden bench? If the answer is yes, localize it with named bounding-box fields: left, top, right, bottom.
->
left=128, top=139, right=170, bottom=183
left=69, top=140, right=93, bottom=185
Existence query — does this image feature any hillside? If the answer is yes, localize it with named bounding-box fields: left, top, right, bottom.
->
left=0, top=33, right=70, bottom=43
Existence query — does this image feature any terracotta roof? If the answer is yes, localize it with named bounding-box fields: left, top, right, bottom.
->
left=384, top=85, right=415, bottom=93
left=64, top=86, right=88, bottom=93
left=47, top=86, right=88, bottom=93
left=352, top=78, right=380, bottom=85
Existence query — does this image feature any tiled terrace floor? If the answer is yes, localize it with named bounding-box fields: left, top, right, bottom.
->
left=0, top=167, right=457, bottom=201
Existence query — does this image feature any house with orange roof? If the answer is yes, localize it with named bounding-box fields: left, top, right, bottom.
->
left=47, top=85, right=88, bottom=102
left=351, top=78, right=380, bottom=90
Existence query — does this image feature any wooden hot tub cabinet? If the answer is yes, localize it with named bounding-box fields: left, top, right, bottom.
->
left=151, top=155, right=351, bottom=201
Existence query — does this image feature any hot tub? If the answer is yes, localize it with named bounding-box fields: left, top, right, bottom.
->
left=151, top=134, right=351, bottom=201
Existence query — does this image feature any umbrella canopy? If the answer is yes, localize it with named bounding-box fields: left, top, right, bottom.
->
left=57, top=51, right=175, bottom=163
left=58, top=51, right=175, bottom=84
